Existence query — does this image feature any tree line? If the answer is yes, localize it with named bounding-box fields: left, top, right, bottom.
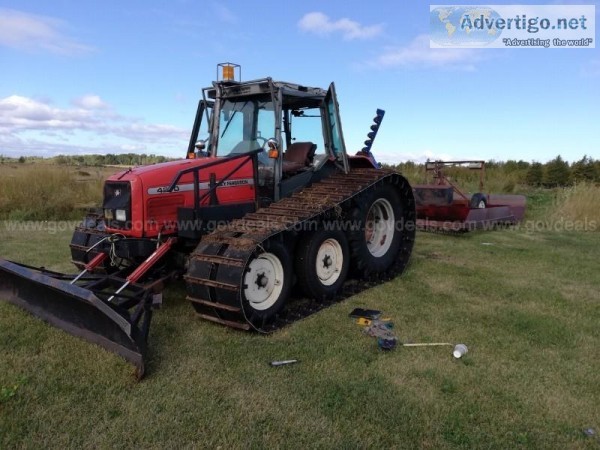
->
left=1, top=153, right=173, bottom=167
left=389, top=155, right=599, bottom=188
left=522, top=155, right=598, bottom=187
left=2, top=153, right=598, bottom=188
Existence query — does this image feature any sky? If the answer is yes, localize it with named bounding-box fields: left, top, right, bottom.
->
left=0, top=0, right=598, bottom=164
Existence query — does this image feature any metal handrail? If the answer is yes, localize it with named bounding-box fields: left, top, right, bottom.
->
left=166, top=149, right=263, bottom=210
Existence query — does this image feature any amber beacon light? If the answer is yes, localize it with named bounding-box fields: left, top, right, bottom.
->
left=218, top=62, right=241, bottom=82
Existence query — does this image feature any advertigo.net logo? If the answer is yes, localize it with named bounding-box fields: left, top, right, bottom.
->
left=430, top=5, right=595, bottom=48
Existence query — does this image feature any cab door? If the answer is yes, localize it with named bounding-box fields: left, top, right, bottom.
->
left=186, top=100, right=212, bottom=158
left=323, top=83, right=349, bottom=174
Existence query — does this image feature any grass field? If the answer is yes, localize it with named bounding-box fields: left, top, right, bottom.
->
left=0, top=163, right=116, bottom=220
left=1, top=213, right=599, bottom=448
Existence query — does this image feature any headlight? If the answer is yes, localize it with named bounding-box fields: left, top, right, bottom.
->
left=116, top=209, right=126, bottom=222
left=104, top=209, right=114, bottom=220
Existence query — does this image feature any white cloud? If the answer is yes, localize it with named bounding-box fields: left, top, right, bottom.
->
left=0, top=95, right=188, bottom=157
left=113, top=123, right=186, bottom=141
left=375, top=149, right=455, bottom=165
left=119, top=144, right=147, bottom=152
left=370, top=35, right=480, bottom=70
left=0, top=136, right=106, bottom=158
left=298, top=12, right=384, bottom=40
left=72, top=95, right=108, bottom=110
left=0, top=8, right=92, bottom=55
left=0, top=95, right=96, bottom=131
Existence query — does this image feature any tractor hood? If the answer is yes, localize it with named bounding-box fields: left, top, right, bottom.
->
left=102, top=155, right=257, bottom=238
left=105, top=155, right=257, bottom=199
left=106, top=157, right=218, bottom=184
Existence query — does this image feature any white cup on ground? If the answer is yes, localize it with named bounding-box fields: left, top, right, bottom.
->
left=453, top=344, right=468, bottom=358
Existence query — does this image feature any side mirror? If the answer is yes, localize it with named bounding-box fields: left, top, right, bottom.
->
left=194, top=140, right=206, bottom=151
left=193, top=139, right=209, bottom=157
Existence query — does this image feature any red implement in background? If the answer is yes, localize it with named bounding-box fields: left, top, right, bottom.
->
left=412, top=160, right=526, bottom=232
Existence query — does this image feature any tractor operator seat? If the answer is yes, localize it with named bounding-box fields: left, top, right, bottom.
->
left=282, top=142, right=317, bottom=174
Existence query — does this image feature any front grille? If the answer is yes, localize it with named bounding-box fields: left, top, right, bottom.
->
left=103, top=181, right=132, bottom=229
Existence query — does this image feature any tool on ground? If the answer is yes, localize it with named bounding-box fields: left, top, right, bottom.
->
left=357, top=316, right=468, bottom=357
left=363, top=319, right=397, bottom=350
left=401, top=342, right=453, bottom=347
left=349, top=308, right=382, bottom=320
left=377, top=337, right=397, bottom=350
left=270, top=359, right=299, bottom=367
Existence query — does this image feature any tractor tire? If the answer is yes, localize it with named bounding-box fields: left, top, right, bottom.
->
left=241, top=239, right=292, bottom=321
left=347, top=184, right=404, bottom=278
left=470, top=193, right=487, bottom=209
left=295, top=228, right=350, bottom=301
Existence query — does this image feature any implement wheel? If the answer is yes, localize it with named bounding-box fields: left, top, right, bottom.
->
left=470, top=193, right=487, bottom=209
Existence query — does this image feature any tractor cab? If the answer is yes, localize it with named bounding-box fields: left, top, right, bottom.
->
left=186, top=63, right=349, bottom=204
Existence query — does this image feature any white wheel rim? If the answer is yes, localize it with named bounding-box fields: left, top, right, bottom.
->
left=477, top=200, right=486, bottom=209
left=243, top=252, right=284, bottom=311
left=365, top=198, right=395, bottom=258
left=315, top=238, right=344, bottom=286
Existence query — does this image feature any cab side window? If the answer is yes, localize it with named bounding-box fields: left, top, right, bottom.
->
left=289, top=108, right=326, bottom=165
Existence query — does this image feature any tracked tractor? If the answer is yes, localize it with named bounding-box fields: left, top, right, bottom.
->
left=0, top=64, right=416, bottom=377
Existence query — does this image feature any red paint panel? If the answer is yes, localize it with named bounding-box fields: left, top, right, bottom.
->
left=104, top=157, right=257, bottom=238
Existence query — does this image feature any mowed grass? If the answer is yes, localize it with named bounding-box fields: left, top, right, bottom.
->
left=1, top=219, right=599, bottom=449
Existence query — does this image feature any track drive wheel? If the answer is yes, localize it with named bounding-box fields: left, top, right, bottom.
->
left=295, top=228, right=350, bottom=300
left=241, top=240, right=292, bottom=324
left=348, top=184, right=404, bottom=278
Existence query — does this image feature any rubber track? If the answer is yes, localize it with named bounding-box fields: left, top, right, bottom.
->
left=185, top=168, right=416, bottom=333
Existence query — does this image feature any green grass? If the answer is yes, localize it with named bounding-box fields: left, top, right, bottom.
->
left=1, top=220, right=599, bottom=448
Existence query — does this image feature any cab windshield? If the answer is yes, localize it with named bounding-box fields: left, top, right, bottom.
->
left=217, top=97, right=275, bottom=156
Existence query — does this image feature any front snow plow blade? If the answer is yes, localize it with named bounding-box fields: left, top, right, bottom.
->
left=0, top=259, right=151, bottom=378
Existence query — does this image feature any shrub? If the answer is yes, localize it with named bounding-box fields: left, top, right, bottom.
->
left=543, top=155, right=570, bottom=187
left=551, top=183, right=600, bottom=231
left=571, top=155, right=598, bottom=183
left=525, top=162, right=543, bottom=186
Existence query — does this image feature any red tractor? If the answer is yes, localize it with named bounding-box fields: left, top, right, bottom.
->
left=0, top=64, right=416, bottom=376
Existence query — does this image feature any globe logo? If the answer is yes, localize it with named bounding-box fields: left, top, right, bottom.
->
left=430, top=6, right=504, bottom=46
